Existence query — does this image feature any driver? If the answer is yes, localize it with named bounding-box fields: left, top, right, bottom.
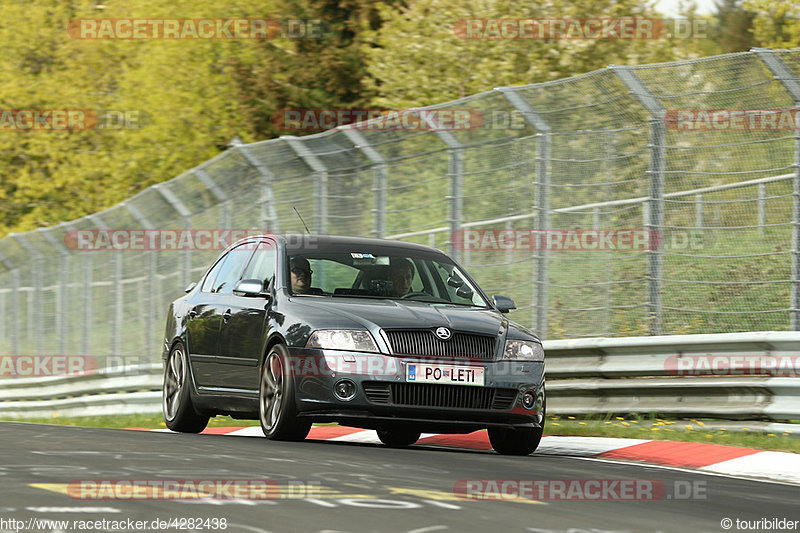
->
left=290, top=256, right=313, bottom=294
left=389, top=258, right=415, bottom=297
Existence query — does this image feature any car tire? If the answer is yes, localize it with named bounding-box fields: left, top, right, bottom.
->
left=259, top=343, right=312, bottom=441
left=162, top=342, right=209, bottom=433
left=488, top=427, right=543, bottom=455
left=377, top=428, right=421, bottom=448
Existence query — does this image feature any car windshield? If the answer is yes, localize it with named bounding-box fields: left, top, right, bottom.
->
left=287, top=251, right=489, bottom=307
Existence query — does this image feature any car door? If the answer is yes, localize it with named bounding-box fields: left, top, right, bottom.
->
left=189, top=243, right=255, bottom=390
left=216, top=239, right=277, bottom=392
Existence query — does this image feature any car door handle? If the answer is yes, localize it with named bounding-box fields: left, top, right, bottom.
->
left=222, top=309, right=232, bottom=323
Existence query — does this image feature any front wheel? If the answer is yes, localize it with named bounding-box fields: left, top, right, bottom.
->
left=162, top=342, right=209, bottom=433
left=259, top=343, right=311, bottom=441
left=488, top=427, right=543, bottom=456
left=377, top=428, right=421, bottom=448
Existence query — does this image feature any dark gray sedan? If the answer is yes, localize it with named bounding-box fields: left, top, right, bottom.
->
left=162, top=234, right=545, bottom=455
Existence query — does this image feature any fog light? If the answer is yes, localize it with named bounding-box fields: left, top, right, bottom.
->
left=334, top=379, right=356, bottom=401
left=522, top=390, right=536, bottom=409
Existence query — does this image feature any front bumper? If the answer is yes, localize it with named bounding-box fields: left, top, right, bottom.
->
left=288, top=348, right=545, bottom=432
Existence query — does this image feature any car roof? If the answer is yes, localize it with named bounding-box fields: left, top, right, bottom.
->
left=231, top=233, right=447, bottom=256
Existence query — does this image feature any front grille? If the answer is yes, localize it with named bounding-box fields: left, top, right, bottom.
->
left=384, top=329, right=496, bottom=360
left=363, top=382, right=517, bottom=410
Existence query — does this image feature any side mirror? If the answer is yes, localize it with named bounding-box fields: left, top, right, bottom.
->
left=233, top=279, right=265, bottom=297
left=492, top=295, right=516, bottom=313
left=184, top=282, right=197, bottom=294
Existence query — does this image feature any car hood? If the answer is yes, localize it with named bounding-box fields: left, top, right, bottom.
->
left=285, top=296, right=539, bottom=342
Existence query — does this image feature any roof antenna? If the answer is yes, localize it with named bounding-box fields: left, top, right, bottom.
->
left=293, top=206, right=311, bottom=234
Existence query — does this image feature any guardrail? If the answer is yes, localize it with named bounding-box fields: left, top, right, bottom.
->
left=0, top=364, right=162, bottom=418
left=1, top=333, right=798, bottom=420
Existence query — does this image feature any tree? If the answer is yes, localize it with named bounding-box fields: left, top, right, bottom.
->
left=713, top=0, right=757, bottom=52
left=743, top=0, right=800, bottom=48
left=0, top=0, right=265, bottom=236
left=229, top=0, right=405, bottom=139
left=360, top=0, right=710, bottom=110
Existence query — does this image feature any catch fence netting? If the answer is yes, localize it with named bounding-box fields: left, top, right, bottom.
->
left=1, top=48, right=799, bottom=367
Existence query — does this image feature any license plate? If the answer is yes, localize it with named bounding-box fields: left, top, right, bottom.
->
left=405, top=363, right=485, bottom=386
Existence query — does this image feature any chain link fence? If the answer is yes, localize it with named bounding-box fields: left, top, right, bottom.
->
left=1, top=48, right=799, bottom=367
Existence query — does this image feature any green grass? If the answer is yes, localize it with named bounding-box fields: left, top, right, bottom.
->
left=2, top=413, right=797, bottom=454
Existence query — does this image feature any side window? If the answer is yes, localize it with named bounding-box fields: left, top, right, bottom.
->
left=201, top=253, right=227, bottom=293
left=212, top=244, right=254, bottom=294
left=241, top=241, right=276, bottom=287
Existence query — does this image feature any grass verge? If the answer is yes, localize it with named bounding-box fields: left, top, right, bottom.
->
left=546, top=416, right=799, bottom=453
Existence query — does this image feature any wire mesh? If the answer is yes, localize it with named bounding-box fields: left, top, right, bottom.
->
left=0, top=49, right=799, bottom=364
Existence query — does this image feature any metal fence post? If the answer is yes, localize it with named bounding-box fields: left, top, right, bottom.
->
left=154, top=184, right=193, bottom=289
left=342, top=129, right=387, bottom=238
left=194, top=168, right=232, bottom=229
left=283, top=137, right=328, bottom=235
left=87, top=215, right=121, bottom=359
left=498, top=87, right=552, bottom=338
left=231, top=145, right=279, bottom=232
left=12, top=234, right=43, bottom=355
left=0, top=251, right=16, bottom=354
left=695, top=194, right=703, bottom=231
left=758, top=183, right=766, bottom=237
left=10, top=268, right=20, bottom=355
left=415, top=112, right=464, bottom=262
left=0, top=285, right=4, bottom=348
left=754, top=48, right=800, bottom=330
left=38, top=227, right=70, bottom=355
left=82, top=250, right=92, bottom=356
left=612, top=66, right=666, bottom=335
left=124, top=202, right=156, bottom=362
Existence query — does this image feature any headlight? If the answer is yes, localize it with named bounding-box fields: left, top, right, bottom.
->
left=503, top=340, right=544, bottom=361
left=306, top=330, right=378, bottom=352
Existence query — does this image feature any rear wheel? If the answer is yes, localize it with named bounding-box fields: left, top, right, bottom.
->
left=259, top=343, right=311, bottom=441
left=377, top=428, right=421, bottom=448
left=162, top=342, right=209, bottom=433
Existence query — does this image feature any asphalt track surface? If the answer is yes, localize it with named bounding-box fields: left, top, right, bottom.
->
left=0, top=422, right=798, bottom=533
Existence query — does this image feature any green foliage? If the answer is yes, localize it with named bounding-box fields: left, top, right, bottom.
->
left=712, top=0, right=757, bottom=52
left=743, top=0, right=800, bottom=48
left=0, top=0, right=785, bottom=239
left=0, top=0, right=265, bottom=236
left=361, top=0, right=713, bottom=110
left=229, top=0, right=404, bottom=139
